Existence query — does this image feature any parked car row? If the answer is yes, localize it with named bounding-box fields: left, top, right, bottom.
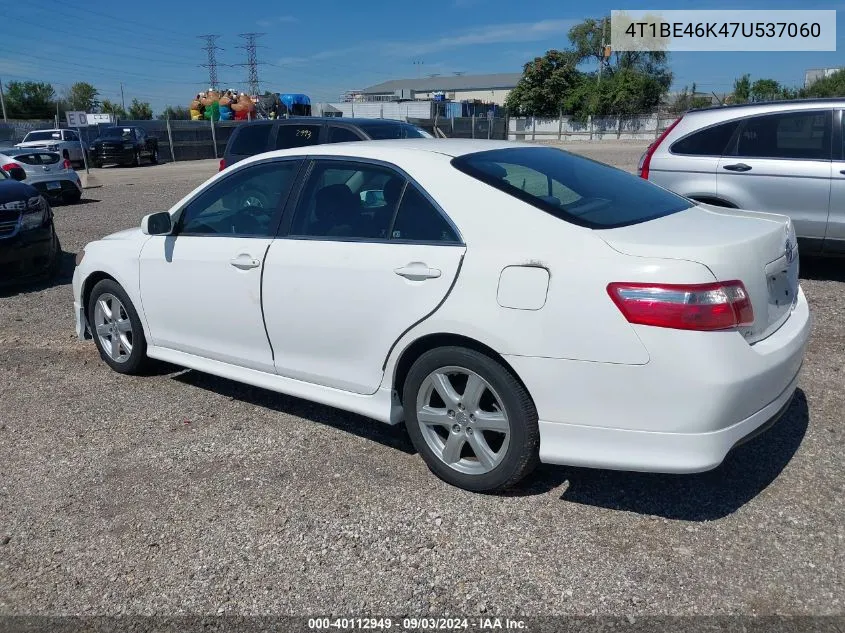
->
left=15, top=126, right=159, bottom=169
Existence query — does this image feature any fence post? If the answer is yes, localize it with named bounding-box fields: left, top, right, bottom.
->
left=531, top=117, right=536, bottom=141
left=487, top=115, right=492, bottom=139
left=558, top=109, right=563, bottom=140
left=351, top=102, right=354, bottom=117
left=471, top=114, right=476, bottom=139
left=617, top=116, right=622, bottom=139
left=166, top=116, right=176, bottom=163
left=380, top=104, right=384, bottom=119
left=588, top=115, right=593, bottom=140
left=655, top=112, right=661, bottom=139
left=210, top=117, right=217, bottom=159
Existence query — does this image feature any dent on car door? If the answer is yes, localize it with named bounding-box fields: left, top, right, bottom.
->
left=717, top=109, right=833, bottom=244
left=826, top=109, right=845, bottom=252
left=262, top=159, right=466, bottom=395
left=138, top=159, right=303, bottom=372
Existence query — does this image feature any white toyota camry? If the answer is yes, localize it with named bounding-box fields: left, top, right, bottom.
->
left=72, top=139, right=811, bottom=492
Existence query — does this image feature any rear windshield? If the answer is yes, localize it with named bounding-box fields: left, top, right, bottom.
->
left=357, top=123, right=431, bottom=140
left=228, top=123, right=273, bottom=156
left=4, top=151, right=60, bottom=165
left=23, top=131, right=61, bottom=141
left=101, top=127, right=134, bottom=139
left=451, top=147, right=693, bottom=229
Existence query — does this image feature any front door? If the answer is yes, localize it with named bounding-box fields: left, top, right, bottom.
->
left=717, top=109, right=833, bottom=246
left=139, top=158, right=302, bottom=372
left=262, top=158, right=466, bottom=395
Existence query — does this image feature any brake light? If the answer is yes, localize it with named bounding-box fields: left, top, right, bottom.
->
left=2, top=162, right=20, bottom=171
left=607, top=281, right=754, bottom=331
left=219, top=158, right=226, bottom=171
left=62, top=159, right=73, bottom=170
left=638, top=116, right=682, bottom=179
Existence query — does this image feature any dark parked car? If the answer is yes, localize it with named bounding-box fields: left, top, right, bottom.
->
left=90, top=126, right=159, bottom=168
left=0, top=166, right=61, bottom=286
left=220, top=117, right=433, bottom=170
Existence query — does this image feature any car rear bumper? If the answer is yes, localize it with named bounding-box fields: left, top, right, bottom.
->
left=0, top=224, right=57, bottom=285
left=30, top=177, right=82, bottom=201
left=506, top=286, right=811, bottom=473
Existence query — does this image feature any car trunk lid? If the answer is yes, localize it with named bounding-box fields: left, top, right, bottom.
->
left=597, top=203, right=799, bottom=344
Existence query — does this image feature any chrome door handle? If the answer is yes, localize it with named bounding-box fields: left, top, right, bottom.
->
left=230, top=254, right=261, bottom=270
left=394, top=262, right=441, bottom=281
left=723, top=163, right=752, bottom=172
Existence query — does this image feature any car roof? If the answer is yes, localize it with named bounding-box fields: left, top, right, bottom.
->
left=688, top=97, right=845, bottom=114
left=235, top=117, right=423, bottom=128
left=251, top=138, right=532, bottom=160
left=25, top=129, right=63, bottom=133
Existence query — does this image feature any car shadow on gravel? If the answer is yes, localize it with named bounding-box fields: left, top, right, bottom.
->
left=799, top=257, right=845, bottom=283
left=172, top=370, right=417, bottom=454
left=517, top=390, right=810, bottom=520
left=0, top=250, right=75, bottom=298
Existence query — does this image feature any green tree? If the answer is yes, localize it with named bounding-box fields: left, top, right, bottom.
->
left=504, top=50, right=581, bottom=116
left=157, top=105, right=190, bottom=120
left=750, top=78, right=781, bottom=102
left=100, top=99, right=127, bottom=118
left=127, top=98, right=153, bottom=120
left=732, top=74, right=751, bottom=104
left=3, top=81, right=56, bottom=119
left=801, top=69, right=845, bottom=97
left=65, top=82, right=100, bottom=111
left=669, top=83, right=713, bottom=114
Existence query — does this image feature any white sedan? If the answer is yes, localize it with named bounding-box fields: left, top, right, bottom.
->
left=72, top=139, right=811, bottom=492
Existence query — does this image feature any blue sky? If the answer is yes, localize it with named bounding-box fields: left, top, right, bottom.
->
left=0, top=0, right=842, bottom=115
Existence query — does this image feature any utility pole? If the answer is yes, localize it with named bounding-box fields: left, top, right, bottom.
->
left=0, top=77, right=7, bottom=122
left=413, top=60, right=424, bottom=79
left=597, top=16, right=609, bottom=87
left=120, top=82, right=126, bottom=113
left=198, top=34, right=223, bottom=90
left=236, top=33, right=265, bottom=97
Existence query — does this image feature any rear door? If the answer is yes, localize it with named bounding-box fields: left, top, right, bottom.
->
left=262, top=158, right=466, bottom=395
left=827, top=109, right=845, bottom=253
left=717, top=109, right=833, bottom=249
left=224, top=122, right=275, bottom=166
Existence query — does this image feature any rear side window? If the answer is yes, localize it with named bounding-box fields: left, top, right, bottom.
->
left=8, top=153, right=41, bottom=165
left=670, top=120, right=739, bottom=156
left=275, top=124, right=322, bottom=150
left=733, top=110, right=831, bottom=160
left=229, top=123, right=272, bottom=156
left=356, top=123, right=429, bottom=140
left=391, top=185, right=460, bottom=243
left=452, top=147, right=693, bottom=229
left=328, top=127, right=363, bottom=143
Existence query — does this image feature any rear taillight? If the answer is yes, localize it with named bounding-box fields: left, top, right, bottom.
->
left=62, top=159, right=73, bottom=170
left=2, top=162, right=20, bottom=171
left=638, top=115, right=683, bottom=179
left=607, top=281, right=754, bottom=331
left=219, top=158, right=226, bottom=171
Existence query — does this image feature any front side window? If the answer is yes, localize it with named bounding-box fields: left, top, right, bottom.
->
left=733, top=110, right=832, bottom=161
left=290, top=160, right=400, bottom=239
left=452, top=147, right=693, bottom=229
left=64, top=130, right=79, bottom=142
left=670, top=120, right=739, bottom=156
left=275, top=124, right=322, bottom=150
left=177, top=160, right=301, bottom=237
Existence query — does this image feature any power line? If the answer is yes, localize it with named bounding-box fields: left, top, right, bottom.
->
left=236, top=33, right=265, bottom=96
left=198, top=35, right=224, bottom=91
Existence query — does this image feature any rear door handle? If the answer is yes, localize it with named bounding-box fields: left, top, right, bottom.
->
left=394, top=262, right=441, bottom=281
left=229, top=254, right=261, bottom=270
left=723, top=163, right=752, bottom=172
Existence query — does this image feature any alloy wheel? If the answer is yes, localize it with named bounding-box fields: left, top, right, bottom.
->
left=93, top=293, right=133, bottom=363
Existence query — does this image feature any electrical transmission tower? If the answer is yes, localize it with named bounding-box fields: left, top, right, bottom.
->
left=198, top=34, right=223, bottom=90
left=236, top=33, right=265, bottom=96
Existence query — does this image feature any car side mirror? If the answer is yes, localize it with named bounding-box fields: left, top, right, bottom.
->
left=141, top=211, right=173, bottom=235
left=8, top=166, right=26, bottom=181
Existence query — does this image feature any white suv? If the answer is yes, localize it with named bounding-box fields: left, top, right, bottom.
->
left=15, top=129, right=88, bottom=166
left=640, top=98, right=844, bottom=256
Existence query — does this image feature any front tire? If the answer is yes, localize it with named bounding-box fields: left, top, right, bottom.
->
left=149, top=147, right=158, bottom=164
left=87, top=279, right=150, bottom=375
left=403, top=346, right=540, bottom=493
left=133, top=150, right=142, bottom=167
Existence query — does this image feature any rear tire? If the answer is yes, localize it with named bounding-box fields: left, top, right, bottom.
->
left=403, top=346, right=540, bottom=493
left=87, top=279, right=150, bottom=375
left=149, top=147, right=158, bottom=164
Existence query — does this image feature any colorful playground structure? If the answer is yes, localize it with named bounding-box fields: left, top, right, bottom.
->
left=189, top=91, right=311, bottom=121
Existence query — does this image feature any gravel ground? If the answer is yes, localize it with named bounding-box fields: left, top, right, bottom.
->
left=0, top=147, right=843, bottom=619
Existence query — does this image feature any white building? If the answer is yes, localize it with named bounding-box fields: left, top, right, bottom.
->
left=359, top=73, right=523, bottom=106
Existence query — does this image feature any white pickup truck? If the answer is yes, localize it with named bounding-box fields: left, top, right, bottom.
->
left=15, top=129, right=88, bottom=165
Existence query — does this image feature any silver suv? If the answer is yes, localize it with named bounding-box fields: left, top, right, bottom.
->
left=640, top=99, right=844, bottom=256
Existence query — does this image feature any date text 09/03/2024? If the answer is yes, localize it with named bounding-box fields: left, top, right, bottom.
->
left=307, top=617, right=528, bottom=630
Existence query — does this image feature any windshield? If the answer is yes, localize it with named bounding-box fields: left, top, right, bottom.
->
left=451, top=146, right=693, bottom=229
left=358, top=123, right=432, bottom=140
left=101, top=127, right=133, bottom=139
left=23, top=131, right=61, bottom=142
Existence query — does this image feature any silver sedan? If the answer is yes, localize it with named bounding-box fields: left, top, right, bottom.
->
left=0, top=148, right=83, bottom=204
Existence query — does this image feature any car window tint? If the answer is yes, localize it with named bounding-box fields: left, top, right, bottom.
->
left=734, top=110, right=831, bottom=160
left=391, top=184, right=459, bottom=243
left=452, top=147, right=693, bottom=229
left=229, top=123, right=273, bottom=156
left=65, top=130, right=79, bottom=141
left=39, top=153, right=60, bottom=165
left=328, top=127, right=362, bottom=143
left=9, top=153, right=40, bottom=165
left=670, top=120, right=739, bottom=156
left=290, top=161, right=401, bottom=239
left=275, top=124, right=322, bottom=150
left=178, top=160, right=300, bottom=237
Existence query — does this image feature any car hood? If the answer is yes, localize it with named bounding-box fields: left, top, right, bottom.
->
left=15, top=140, right=61, bottom=148
left=0, top=180, right=39, bottom=204
left=101, top=227, right=144, bottom=241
